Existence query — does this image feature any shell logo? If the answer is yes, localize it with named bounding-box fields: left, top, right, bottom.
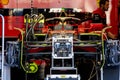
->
left=0, top=0, right=9, bottom=5
left=96, top=0, right=100, bottom=7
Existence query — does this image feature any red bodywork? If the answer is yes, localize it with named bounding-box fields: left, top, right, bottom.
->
left=0, top=0, right=118, bottom=38
left=0, top=16, right=24, bottom=38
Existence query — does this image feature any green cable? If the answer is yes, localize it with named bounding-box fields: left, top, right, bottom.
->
left=15, top=27, right=28, bottom=72
left=20, top=29, right=28, bottom=72
left=20, top=28, right=38, bottom=73
left=100, top=26, right=112, bottom=68
left=101, top=34, right=105, bottom=68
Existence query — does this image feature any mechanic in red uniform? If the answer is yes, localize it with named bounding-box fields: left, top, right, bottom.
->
left=92, top=0, right=117, bottom=39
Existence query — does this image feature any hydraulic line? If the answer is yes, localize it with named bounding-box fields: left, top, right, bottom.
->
left=101, top=26, right=112, bottom=68
left=14, top=27, right=27, bottom=72
left=26, top=14, right=44, bottom=40
left=24, top=14, right=30, bottom=41
left=15, top=27, right=39, bottom=73
left=88, top=60, right=96, bottom=80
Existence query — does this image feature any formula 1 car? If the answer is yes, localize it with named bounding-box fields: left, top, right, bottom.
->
left=4, top=9, right=110, bottom=80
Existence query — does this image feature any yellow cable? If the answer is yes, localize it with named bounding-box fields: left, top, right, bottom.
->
left=101, top=31, right=105, bottom=68
left=88, top=60, right=96, bottom=80
left=101, top=26, right=112, bottom=68
left=14, top=27, right=27, bottom=72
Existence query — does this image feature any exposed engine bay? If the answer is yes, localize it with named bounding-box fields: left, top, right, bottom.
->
left=2, top=8, right=120, bottom=80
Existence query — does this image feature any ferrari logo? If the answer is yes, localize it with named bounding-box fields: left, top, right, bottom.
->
left=0, top=0, right=9, bottom=5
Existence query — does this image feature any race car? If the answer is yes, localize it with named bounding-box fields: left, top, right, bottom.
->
left=4, top=9, right=109, bottom=80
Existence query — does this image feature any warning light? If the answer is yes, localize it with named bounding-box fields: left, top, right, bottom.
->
left=1, top=0, right=9, bottom=5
